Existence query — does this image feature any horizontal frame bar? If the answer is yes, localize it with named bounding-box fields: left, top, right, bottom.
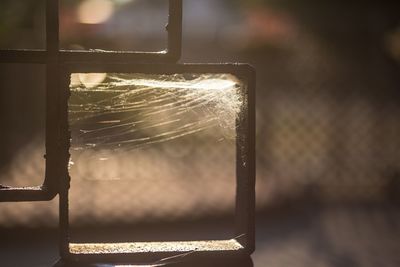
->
left=0, top=51, right=177, bottom=64
left=58, top=50, right=175, bottom=63
left=0, top=187, right=49, bottom=202
left=61, top=63, right=254, bottom=76
left=0, top=50, right=47, bottom=64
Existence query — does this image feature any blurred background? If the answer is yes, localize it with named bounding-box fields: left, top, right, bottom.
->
left=1, top=0, right=400, bottom=266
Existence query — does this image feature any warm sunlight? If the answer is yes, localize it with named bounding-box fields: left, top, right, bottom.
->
left=78, top=0, right=114, bottom=24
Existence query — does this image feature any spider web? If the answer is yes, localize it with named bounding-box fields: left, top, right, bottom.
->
left=69, top=73, right=243, bottom=151
left=66, top=72, right=243, bottom=224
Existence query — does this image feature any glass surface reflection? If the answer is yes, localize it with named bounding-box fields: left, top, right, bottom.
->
left=68, top=73, right=243, bottom=243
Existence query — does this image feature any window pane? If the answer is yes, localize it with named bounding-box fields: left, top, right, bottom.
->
left=68, top=73, right=242, bottom=243
left=60, top=0, right=168, bottom=52
left=0, top=64, right=46, bottom=187
left=0, top=0, right=46, bottom=49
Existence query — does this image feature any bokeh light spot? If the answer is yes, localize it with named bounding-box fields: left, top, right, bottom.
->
left=78, top=0, right=114, bottom=24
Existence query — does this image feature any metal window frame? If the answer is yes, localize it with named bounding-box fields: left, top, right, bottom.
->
left=58, top=63, right=255, bottom=262
left=0, top=0, right=182, bottom=202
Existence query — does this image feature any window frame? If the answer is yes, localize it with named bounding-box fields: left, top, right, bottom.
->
left=59, top=63, right=256, bottom=262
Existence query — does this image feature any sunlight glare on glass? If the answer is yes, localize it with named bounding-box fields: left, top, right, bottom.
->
left=78, top=0, right=115, bottom=24
left=114, top=77, right=237, bottom=91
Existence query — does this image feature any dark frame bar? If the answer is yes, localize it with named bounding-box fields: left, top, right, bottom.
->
left=58, top=63, right=255, bottom=263
left=0, top=50, right=47, bottom=64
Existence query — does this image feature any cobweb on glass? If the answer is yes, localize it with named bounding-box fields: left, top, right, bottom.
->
left=67, top=72, right=243, bottom=226
left=69, top=73, right=243, bottom=152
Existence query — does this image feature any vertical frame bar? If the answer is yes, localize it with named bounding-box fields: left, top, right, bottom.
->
left=167, top=0, right=183, bottom=61
left=44, top=0, right=61, bottom=197
left=46, top=0, right=59, bottom=55
left=235, top=66, right=256, bottom=254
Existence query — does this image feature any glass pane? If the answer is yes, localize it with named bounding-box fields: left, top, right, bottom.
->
left=59, top=0, right=168, bottom=52
left=0, top=0, right=46, bottom=49
left=0, top=64, right=46, bottom=188
left=68, top=73, right=243, bottom=244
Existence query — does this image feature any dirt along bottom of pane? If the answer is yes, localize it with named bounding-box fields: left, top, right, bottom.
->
left=69, top=240, right=244, bottom=254
left=67, top=72, right=244, bottom=245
